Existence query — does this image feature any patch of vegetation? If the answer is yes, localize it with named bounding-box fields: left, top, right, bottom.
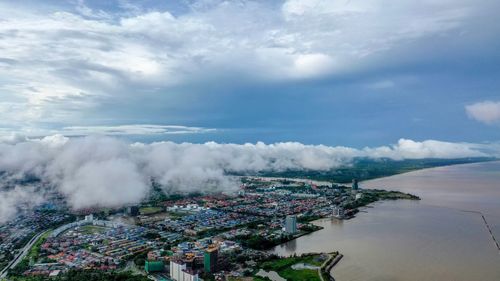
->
left=344, top=189, right=419, bottom=210
left=133, top=252, right=148, bottom=267
left=258, top=253, right=328, bottom=281
left=279, top=268, right=320, bottom=281
left=240, top=234, right=292, bottom=250
left=139, top=206, right=163, bottom=215
left=79, top=225, right=108, bottom=235
left=260, top=254, right=324, bottom=270
left=26, top=230, right=52, bottom=263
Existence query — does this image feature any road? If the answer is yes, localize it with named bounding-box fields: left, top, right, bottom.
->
left=0, top=230, right=49, bottom=279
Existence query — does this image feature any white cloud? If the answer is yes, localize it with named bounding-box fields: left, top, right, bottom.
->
left=0, top=135, right=497, bottom=222
left=465, top=101, right=500, bottom=124
left=0, top=0, right=486, bottom=127
left=0, top=186, right=44, bottom=224
left=364, top=139, right=489, bottom=159
left=0, top=124, right=214, bottom=139
left=59, top=124, right=215, bottom=136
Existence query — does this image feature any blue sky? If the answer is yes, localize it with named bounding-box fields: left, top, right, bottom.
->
left=0, top=0, right=500, bottom=147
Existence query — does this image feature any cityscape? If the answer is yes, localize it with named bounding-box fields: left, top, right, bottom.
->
left=1, top=177, right=418, bottom=280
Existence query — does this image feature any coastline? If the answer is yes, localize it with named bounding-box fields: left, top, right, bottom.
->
left=263, top=161, right=493, bottom=279
left=270, top=160, right=500, bottom=281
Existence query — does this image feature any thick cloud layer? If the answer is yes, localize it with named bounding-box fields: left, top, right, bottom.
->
left=0, top=135, right=497, bottom=223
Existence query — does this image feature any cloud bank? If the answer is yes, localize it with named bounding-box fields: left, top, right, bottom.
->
left=466, top=101, right=500, bottom=124
left=0, top=135, right=497, bottom=222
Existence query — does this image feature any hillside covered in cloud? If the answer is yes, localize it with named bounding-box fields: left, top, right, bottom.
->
left=0, top=135, right=498, bottom=223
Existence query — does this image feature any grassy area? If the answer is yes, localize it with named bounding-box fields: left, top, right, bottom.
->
left=26, top=230, right=52, bottom=262
left=78, top=225, right=108, bottom=234
left=139, top=206, right=163, bottom=215
left=258, top=253, right=328, bottom=281
left=279, top=268, right=321, bottom=281
left=167, top=211, right=190, bottom=219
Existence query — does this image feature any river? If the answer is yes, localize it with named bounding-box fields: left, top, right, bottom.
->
left=271, top=161, right=500, bottom=281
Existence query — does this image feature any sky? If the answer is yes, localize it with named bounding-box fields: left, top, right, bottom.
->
left=0, top=0, right=500, bottom=147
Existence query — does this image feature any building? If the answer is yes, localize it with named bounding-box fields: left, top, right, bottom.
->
left=170, top=260, right=186, bottom=281
left=333, top=206, right=344, bottom=219
left=128, top=206, right=139, bottom=216
left=84, top=214, right=94, bottom=222
left=352, top=179, right=359, bottom=190
left=145, top=261, right=165, bottom=273
left=170, top=260, right=200, bottom=281
left=285, top=215, right=297, bottom=234
left=204, top=246, right=218, bottom=273
left=181, top=269, right=200, bottom=281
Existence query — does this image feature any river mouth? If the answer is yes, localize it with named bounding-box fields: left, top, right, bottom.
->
left=271, top=161, right=500, bottom=281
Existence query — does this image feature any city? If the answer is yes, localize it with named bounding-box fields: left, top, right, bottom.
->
left=1, top=178, right=418, bottom=281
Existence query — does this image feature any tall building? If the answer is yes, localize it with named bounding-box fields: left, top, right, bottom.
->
left=170, top=260, right=200, bottom=281
left=170, top=260, right=186, bottom=281
left=204, top=245, right=218, bottom=273
left=352, top=179, right=359, bottom=190
left=285, top=215, right=297, bottom=234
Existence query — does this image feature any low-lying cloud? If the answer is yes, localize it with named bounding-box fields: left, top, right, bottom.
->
left=0, top=185, right=44, bottom=223
left=0, top=136, right=497, bottom=223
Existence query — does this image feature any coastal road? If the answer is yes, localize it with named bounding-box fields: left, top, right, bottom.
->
left=0, top=230, right=49, bottom=279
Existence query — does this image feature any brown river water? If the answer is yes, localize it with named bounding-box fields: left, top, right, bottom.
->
left=271, top=161, right=500, bottom=281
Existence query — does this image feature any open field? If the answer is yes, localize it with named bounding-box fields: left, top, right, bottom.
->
left=78, top=225, right=108, bottom=234
left=139, top=207, right=163, bottom=215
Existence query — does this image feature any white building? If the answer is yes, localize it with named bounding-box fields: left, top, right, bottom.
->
left=170, top=260, right=200, bottom=281
left=170, top=260, right=186, bottom=281
left=167, top=204, right=207, bottom=213
left=181, top=270, right=200, bottom=281
left=285, top=215, right=297, bottom=234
